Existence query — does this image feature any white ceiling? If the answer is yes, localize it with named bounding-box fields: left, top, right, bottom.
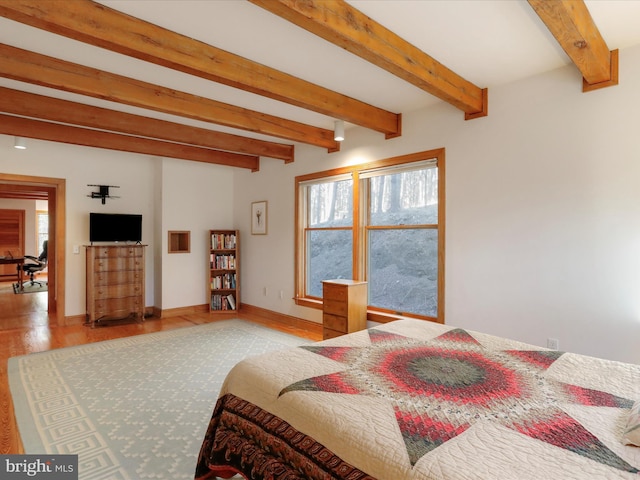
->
left=2, top=0, right=640, bottom=146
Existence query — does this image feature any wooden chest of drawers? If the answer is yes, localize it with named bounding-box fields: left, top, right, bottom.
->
left=322, top=279, right=367, bottom=339
left=86, top=245, right=146, bottom=327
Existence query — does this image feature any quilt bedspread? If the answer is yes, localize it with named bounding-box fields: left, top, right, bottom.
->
left=196, top=319, right=640, bottom=479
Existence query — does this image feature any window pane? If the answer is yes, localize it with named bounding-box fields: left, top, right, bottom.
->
left=369, top=167, right=437, bottom=226
left=306, top=229, right=352, bottom=297
left=37, top=212, right=48, bottom=252
left=308, top=179, right=353, bottom=227
left=368, top=228, right=437, bottom=317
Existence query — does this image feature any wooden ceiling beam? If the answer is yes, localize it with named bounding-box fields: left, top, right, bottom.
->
left=0, top=114, right=261, bottom=171
left=528, top=0, right=618, bottom=91
left=0, top=44, right=338, bottom=151
left=0, top=0, right=401, bottom=138
left=0, top=87, right=294, bottom=163
left=249, top=0, right=487, bottom=120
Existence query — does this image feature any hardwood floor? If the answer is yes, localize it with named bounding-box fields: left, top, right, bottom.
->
left=0, top=282, right=322, bottom=454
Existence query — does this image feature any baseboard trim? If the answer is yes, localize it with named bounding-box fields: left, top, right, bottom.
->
left=62, top=304, right=320, bottom=334
left=239, top=303, right=322, bottom=335
left=155, top=304, right=209, bottom=318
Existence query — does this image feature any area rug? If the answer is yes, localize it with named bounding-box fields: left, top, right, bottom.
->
left=13, top=281, right=47, bottom=294
left=8, top=320, right=311, bottom=480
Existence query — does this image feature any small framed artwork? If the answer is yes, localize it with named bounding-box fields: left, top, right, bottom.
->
left=251, top=201, right=268, bottom=235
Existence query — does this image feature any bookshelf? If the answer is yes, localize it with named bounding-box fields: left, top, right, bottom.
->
left=209, top=230, right=238, bottom=313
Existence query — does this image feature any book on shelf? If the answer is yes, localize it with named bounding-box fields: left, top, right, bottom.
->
left=210, top=273, right=236, bottom=290
left=210, top=293, right=237, bottom=311
left=209, top=230, right=238, bottom=313
left=211, top=233, right=236, bottom=250
left=210, top=294, right=226, bottom=310
left=226, top=294, right=236, bottom=310
left=210, top=254, right=236, bottom=270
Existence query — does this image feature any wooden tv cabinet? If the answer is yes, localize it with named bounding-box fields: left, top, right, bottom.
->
left=85, top=244, right=146, bottom=328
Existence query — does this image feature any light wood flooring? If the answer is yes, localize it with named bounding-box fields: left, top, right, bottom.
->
left=0, top=280, right=322, bottom=455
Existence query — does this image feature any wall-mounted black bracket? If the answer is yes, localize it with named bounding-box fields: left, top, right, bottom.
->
left=88, top=184, right=120, bottom=204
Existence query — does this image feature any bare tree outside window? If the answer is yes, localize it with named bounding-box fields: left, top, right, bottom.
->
left=296, top=151, right=444, bottom=322
left=306, top=179, right=352, bottom=296
left=36, top=210, right=48, bottom=254
left=367, top=167, right=438, bottom=316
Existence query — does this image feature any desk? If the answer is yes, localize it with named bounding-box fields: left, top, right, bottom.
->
left=0, top=257, right=24, bottom=290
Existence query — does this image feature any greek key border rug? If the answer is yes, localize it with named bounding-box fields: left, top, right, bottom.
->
left=8, top=320, right=310, bottom=480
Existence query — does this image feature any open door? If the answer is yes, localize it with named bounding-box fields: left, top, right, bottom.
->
left=0, top=175, right=65, bottom=323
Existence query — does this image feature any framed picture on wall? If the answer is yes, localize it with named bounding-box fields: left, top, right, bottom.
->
left=251, top=201, right=267, bottom=235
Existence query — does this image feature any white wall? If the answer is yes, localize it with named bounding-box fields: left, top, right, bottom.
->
left=233, top=159, right=305, bottom=317
left=0, top=139, right=157, bottom=315
left=159, top=158, right=234, bottom=310
left=0, top=137, right=233, bottom=317
left=234, top=43, right=640, bottom=365
left=2, top=44, right=639, bottom=364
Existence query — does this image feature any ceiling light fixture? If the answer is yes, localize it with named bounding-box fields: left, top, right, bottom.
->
left=14, top=137, right=26, bottom=150
left=334, top=120, right=345, bottom=142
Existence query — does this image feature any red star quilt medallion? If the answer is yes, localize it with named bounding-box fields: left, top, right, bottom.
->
left=280, top=328, right=637, bottom=472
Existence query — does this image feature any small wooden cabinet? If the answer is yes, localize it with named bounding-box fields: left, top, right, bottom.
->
left=209, top=230, right=239, bottom=313
left=322, top=279, right=367, bottom=339
left=86, top=245, right=145, bottom=327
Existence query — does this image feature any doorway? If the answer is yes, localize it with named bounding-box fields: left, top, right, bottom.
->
left=0, top=174, right=65, bottom=329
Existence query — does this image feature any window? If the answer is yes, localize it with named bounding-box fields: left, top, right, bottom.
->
left=36, top=210, right=48, bottom=254
left=295, top=149, right=445, bottom=323
left=305, top=176, right=354, bottom=297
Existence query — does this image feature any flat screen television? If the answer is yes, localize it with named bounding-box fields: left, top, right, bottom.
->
left=89, top=213, right=142, bottom=243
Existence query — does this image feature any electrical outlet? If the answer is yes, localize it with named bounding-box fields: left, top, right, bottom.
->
left=279, top=290, right=284, bottom=300
left=263, top=287, right=268, bottom=296
left=73, top=245, right=80, bottom=254
left=547, top=338, right=559, bottom=350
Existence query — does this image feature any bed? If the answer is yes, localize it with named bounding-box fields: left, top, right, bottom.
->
left=195, top=319, right=640, bottom=479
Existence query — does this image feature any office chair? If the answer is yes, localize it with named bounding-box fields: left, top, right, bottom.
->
left=22, top=240, right=48, bottom=287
